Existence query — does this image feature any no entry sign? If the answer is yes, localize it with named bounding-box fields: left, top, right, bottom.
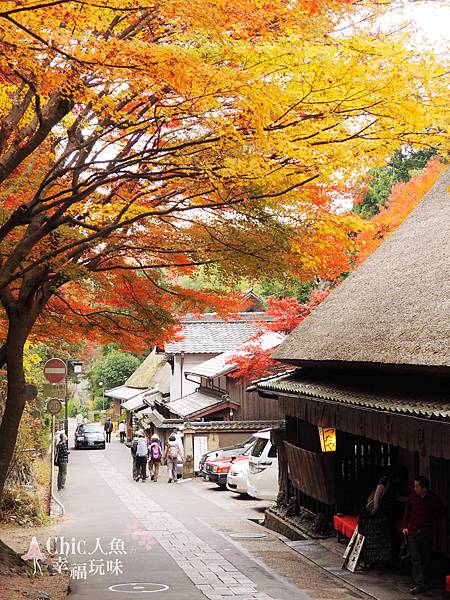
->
left=44, top=358, right=67, bottom=384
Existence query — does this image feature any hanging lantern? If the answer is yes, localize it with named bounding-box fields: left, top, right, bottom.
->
left=318, top=427, right=336, bottom=452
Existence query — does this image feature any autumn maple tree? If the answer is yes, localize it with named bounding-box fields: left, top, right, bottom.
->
left=229, top=291, right=330, bottom=380
left=232, top=156, right=448, bottom=381
left=356, top=157, right=447, bottom=265
left=0, top=0, right=448, bottom=500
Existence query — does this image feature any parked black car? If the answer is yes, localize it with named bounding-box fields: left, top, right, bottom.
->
left=74, top=423, right=106, bottom=449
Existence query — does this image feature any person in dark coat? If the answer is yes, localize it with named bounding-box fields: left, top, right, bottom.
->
left=403, top=476, right=445, bottom=595
left=130, top=431, right=140, bottom=480
left=104, top=418, right=113, bottom=443
left=132, top=431, right=149, bottom=482
left=55, top=433, right=70, bottom=490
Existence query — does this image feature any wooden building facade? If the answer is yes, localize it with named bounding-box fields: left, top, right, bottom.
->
left=255, top=170, right=450, bottom=557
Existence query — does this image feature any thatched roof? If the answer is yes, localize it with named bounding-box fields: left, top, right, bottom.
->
left=274, top=169, right=450, bottom=371
left=125, top=350, right=171, bottom=392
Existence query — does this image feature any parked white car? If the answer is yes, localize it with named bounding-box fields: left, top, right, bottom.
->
left=247, top=429, right=278, bottom=501
left=226, top=445, right=254, bottom=494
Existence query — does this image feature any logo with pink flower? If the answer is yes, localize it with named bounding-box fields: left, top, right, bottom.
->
left=22, top=536, right=45, bottom=575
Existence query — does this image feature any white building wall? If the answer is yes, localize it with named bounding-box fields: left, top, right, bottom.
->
left=171, top=353, right=217, bottom=400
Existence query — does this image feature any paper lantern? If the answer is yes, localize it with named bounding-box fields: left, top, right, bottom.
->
left=318, top=427, right=336, bottom=452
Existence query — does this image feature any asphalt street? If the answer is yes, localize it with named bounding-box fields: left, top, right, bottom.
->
left=56, top=430, right=313, bottom=600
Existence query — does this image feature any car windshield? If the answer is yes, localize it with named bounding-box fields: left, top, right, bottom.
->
left=222, top=449, right=242, bottom=457
left=206, top=450, right=223, bottom=459
left=242, top=435, right=257, bottom=448
left=79, top=424, right=102, bottom=433
left=242, top=443, right=255, bottom=456
left=251, top=438, right=267, bottom=457
left=209, top=449, right=240, bottom=461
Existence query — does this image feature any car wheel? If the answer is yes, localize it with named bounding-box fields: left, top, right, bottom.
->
left=101, top=444, right=106, bottom=450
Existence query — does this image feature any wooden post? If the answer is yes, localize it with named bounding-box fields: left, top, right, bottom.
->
left=271, top=427, right=288, bottom=507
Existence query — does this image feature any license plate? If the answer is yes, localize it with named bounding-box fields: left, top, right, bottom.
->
left=205, top=475, right=209, bottom=481
left=88, top=442, right=94, bottom=446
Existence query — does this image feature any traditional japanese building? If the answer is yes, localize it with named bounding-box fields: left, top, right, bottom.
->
left=157, top=327, right=283, bottom=475
left=254, top=170, right=450, bottom=556
left=105, top=349, right=171, bottom=439
left=164, top=307, right=273, bottom=400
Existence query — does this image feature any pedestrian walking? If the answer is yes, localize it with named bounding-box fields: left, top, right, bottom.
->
left=130, top=431, right=140, bottom=480
left=133, top=431, right=149, bottom=482
left=118, top=420, right=126, bottom=443
left=163, top=433, right=184, bottom=483
left=148, top=434, right=162, bottom=481
left=402, top=476, right=445, bottom=595
left=75, top=412, right=84, bottom=426
left=55, top=433, right=70, bottom=490
left=104, top=417, right=113, bottom=443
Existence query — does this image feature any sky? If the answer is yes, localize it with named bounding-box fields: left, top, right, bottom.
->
left=381, top=1, right=450, bottom=53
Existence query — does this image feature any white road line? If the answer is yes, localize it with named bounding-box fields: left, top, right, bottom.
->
left=89, top=452, right=276, bottom=600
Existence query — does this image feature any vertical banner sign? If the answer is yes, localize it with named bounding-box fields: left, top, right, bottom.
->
left=193, top=436, right=208, bottom=474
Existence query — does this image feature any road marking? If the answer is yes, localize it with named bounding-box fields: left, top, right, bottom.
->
left=108, top=582, right=169, bottom=593
left=89, top=453, right=279, bottom=600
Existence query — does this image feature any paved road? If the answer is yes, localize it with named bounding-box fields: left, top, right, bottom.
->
left=56, top=433, right=312, bottom=600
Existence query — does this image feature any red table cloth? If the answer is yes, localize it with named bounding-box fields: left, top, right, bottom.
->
left=333, top=514, right=359, bottom=539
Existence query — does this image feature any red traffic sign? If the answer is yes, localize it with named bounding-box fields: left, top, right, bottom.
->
left=44, top=358, right=67, bottom=384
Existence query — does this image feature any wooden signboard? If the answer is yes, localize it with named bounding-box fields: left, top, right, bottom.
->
left=342, top=529, right=365, bottom=572
left=358, top=515, right=393, bottom=565
left=342, top=527, right=358, bottom=560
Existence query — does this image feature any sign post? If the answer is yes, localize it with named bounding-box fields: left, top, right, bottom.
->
left=48, top=401, right=65, bottom=516
left=44, top=359, right=68, bottom=436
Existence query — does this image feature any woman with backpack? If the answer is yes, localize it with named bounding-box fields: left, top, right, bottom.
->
left=163, top=433, right=184, bottom=483
left=148, top=434, right=162, bottom=482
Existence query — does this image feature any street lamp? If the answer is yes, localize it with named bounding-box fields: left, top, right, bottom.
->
left=98, top=380, right=105, bottom=411
left=73, top=361, right=83, bottom=375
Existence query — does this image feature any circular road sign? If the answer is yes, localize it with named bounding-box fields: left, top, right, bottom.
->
left=47, top=398, right=62, bottom=415
left=24, top=384, right=38, bottom=402
left=44, top=358, right=67, bottom=384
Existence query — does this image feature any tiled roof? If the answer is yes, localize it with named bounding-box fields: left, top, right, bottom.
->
left=121, top=388, right=162, bottom=411
left=256, top=370, right=450, bottom=421
left=121, top=393, right=148, bottom=411
left=186, top=332, right=285, bottom=378
left=165, top=390, right=235, bottom=418
left=186, top=420, right=282, bottom=431
left=104, top=385, right=142, bottom=401
left=165, top=313, right=273, bottom=354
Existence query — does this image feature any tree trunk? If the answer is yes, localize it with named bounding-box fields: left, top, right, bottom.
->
left=0, top=321, right=27, bottom=507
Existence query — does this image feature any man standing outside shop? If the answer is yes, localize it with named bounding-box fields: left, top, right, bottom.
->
left=403, top=476, right=445, bottom=595
left=104, top=417, right=113, bottom=443
left=55, top=433, right=70, bottom=490
left=118, top=420, right=126, bottom=443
